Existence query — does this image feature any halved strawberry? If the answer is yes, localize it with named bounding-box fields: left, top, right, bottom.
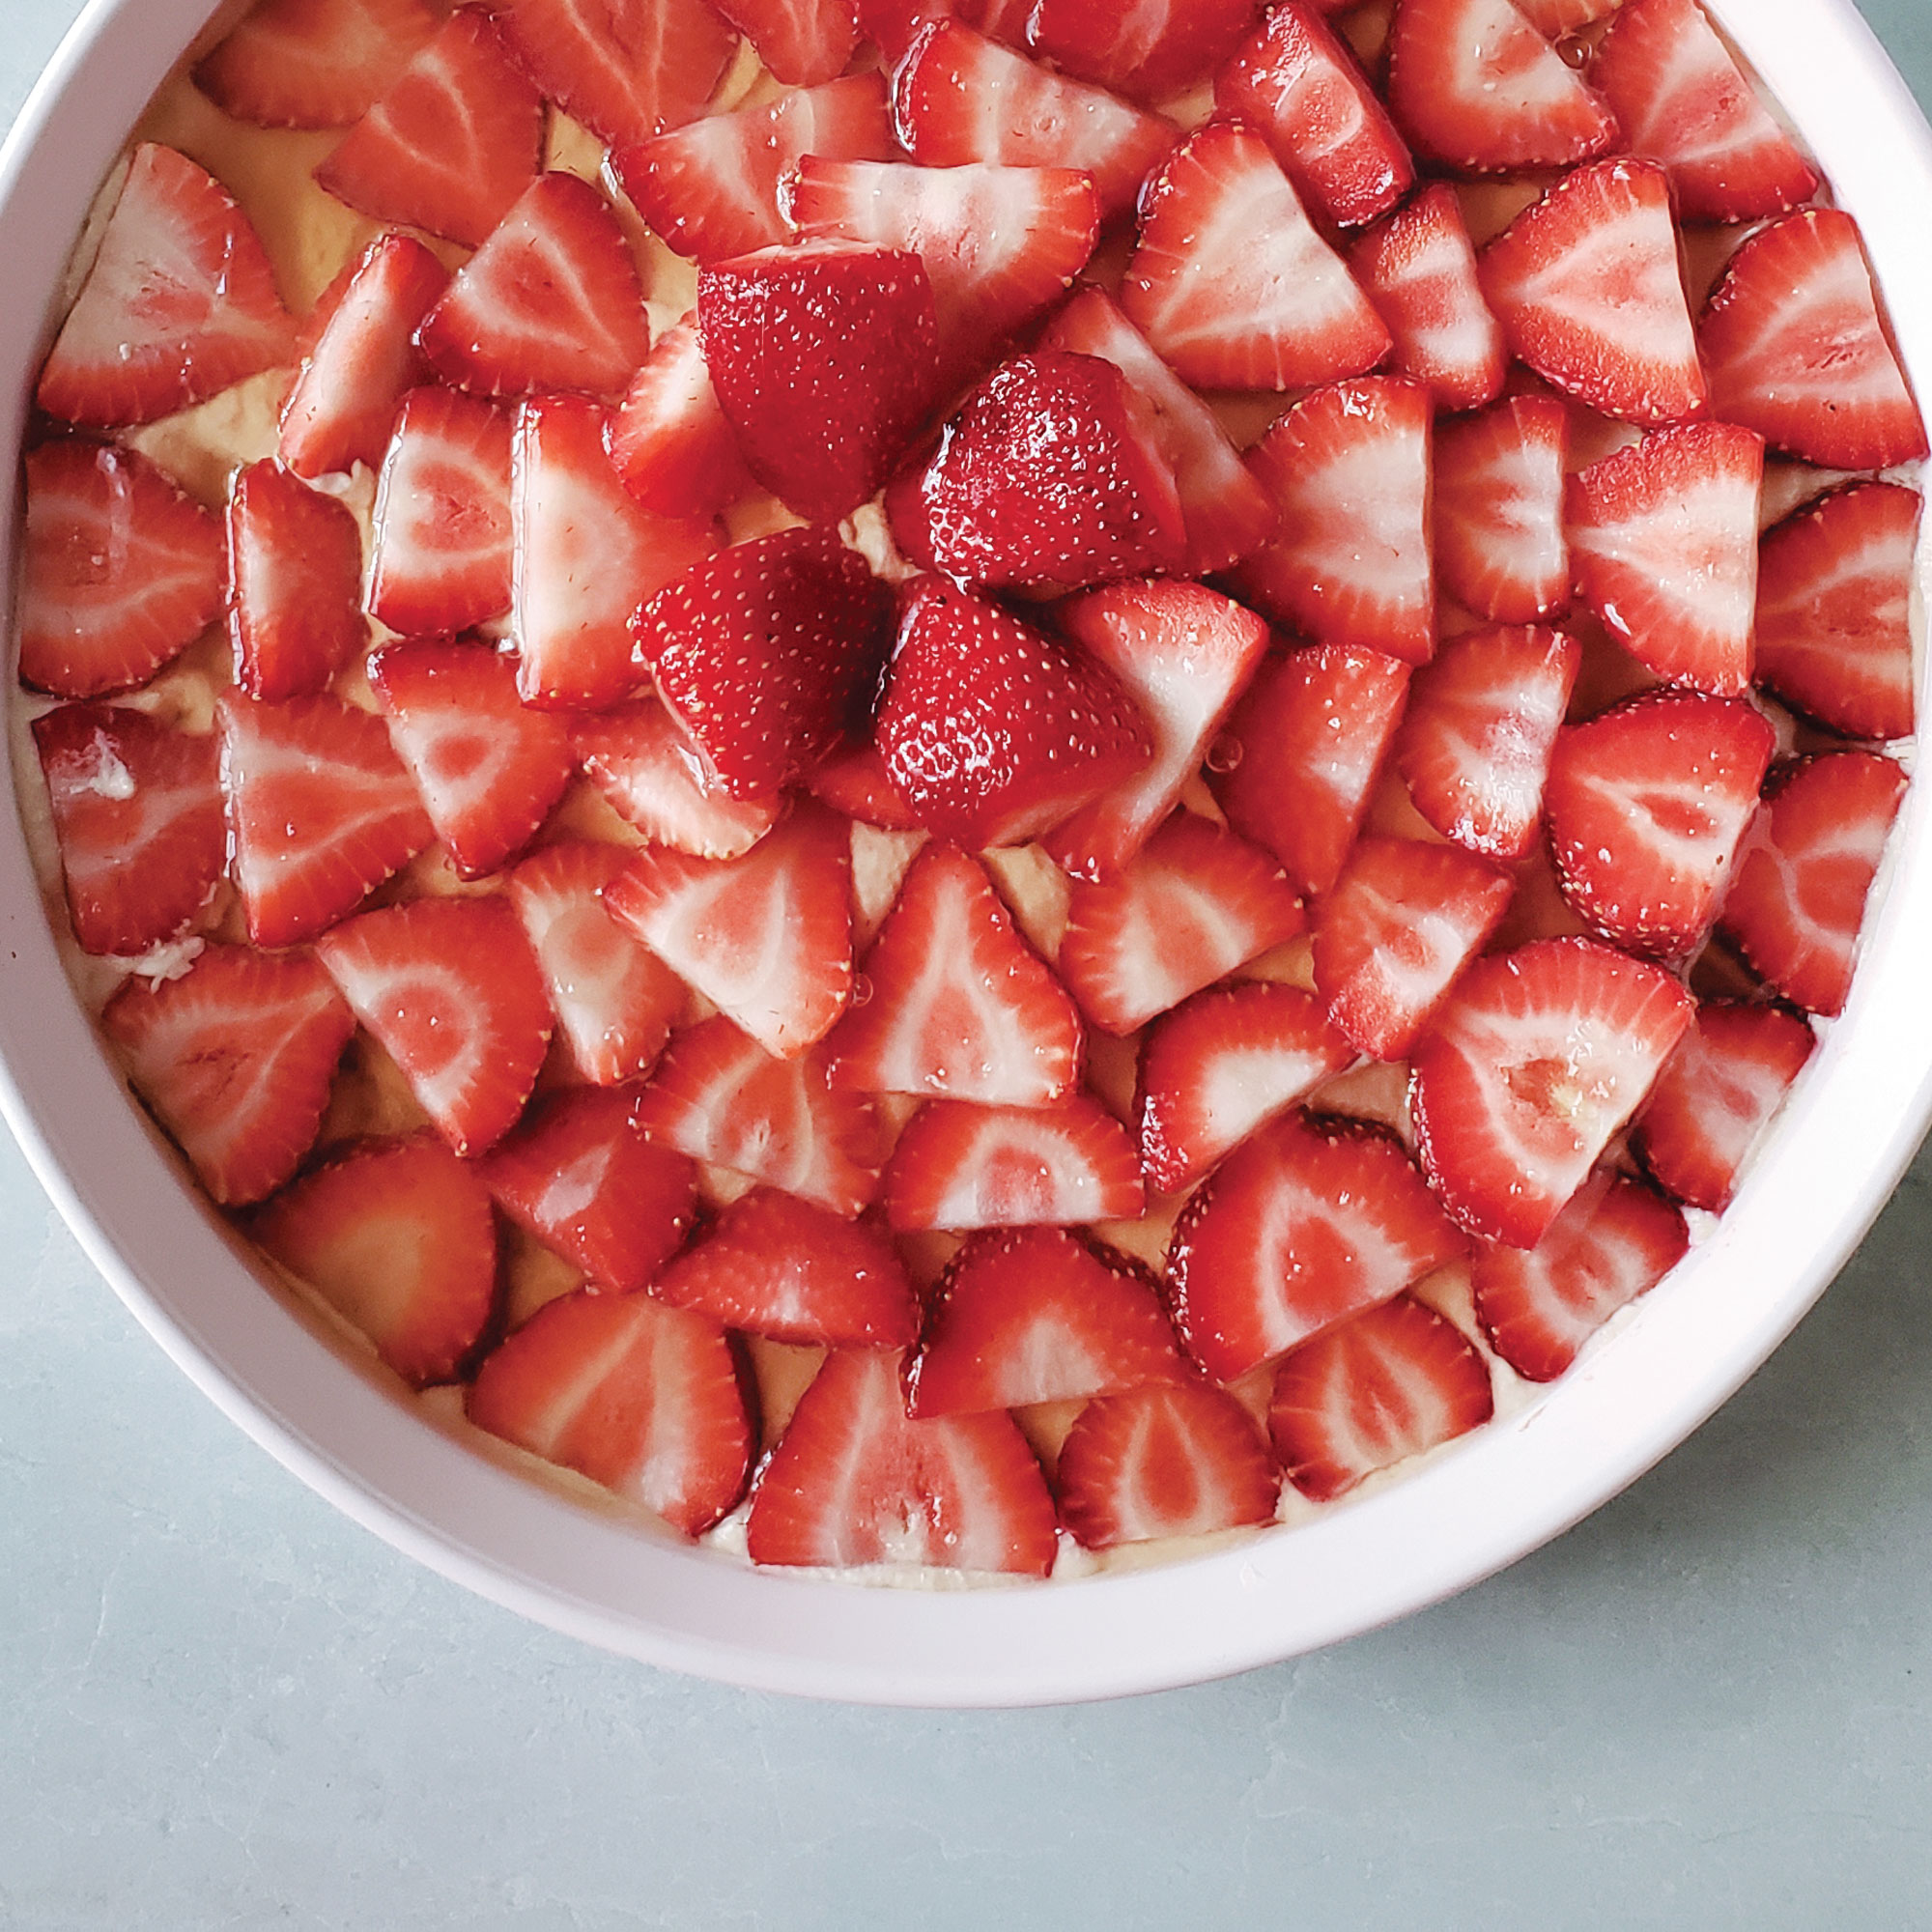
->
left=823, top=842, right=1082, bottom=1107
left=1699, top=208, right=1928, bottom=471
left=745, top=1348, right=1058, bottom=1575
left=1165, top=1110, right=1467, bottom=1383
left=226, top=460, right=366, bottom=703
left=652, top=1187, right=920, bottom=1347
left=569, top=702, right=781, bottom=858
left=467, top=1286, right=752, bottom=1536
left=1479, top=157, right=1707, bottom=427
left=605, top=804, right=854, bottom=1060
left=860, top=0, right=1031, bottom=61
left=1754, top=482, right=1919, bottom=744
left=195, top=0, right=441, bottom=128
left=1566, top=423, right=1765, bottom=696
left=1408, top=936, right=1694, bottom=1247
left=1718, top=751, right=1907, bottom=1018
left=1027, top=0, right=1260, bottom=101
left=314, top=8, right=544, bottom=247
left=367, top=639, right=575, bottom=878
left=1210, top=642, right=1413, bottom=896
left=707, top=0, right=856, bottom=83
left=37, top=143, right=296, bottom=428
left=215, top=690, right=434, bottom=951
left=254, top=1132, right=498, bottom=1387
left=1120, top=121, right=1390, bottom=393
left=906, top=1226, right=1187, bottom=1415
left=18, top=440, right=225, bottom=699
left=1235, top=376, right=1434, bottom=664
left=1267, top=1292, right=1492, bottom=1501
left=1431, top=394, right=1571, bottom=624
left=883, top=1094, right=1144, bottom=1231
left=606, top=313, right=756, bottom=518
left=1470, top=1165, right=1688, bottom=1380
left=806, top=742, right=923, bottom=831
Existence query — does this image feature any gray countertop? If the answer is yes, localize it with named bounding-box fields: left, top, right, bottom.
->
left=6, top=5, right=1932, bottom=1926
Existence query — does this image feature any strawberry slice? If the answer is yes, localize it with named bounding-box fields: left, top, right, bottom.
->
left=254, top=1132, right=498, bottom=1386
left=883, top=1094, right=1145, bottom=1231
left=1313, top=837, right=1515, bottom=1060
left=1214, top=1, right=1414, bottom=230
left=226, top=460, right=366, bottom=703
left=1165, top=1110, right=1467, bottom=1383
left=32, top=705, right=224, bottom=958
left=1754, top=482, right=1919, bottom=744
left=366, top=640, right=575, bottom=879
left=605, top=805, right=854, bottom=1060
left=1408, top=936, right=1694, bottom=1247
left=1698, top=208, right=1928, bottom=471
left=1235, top=376, right=1434, bottom=664
left=278, top=234, right=446, bottom=482
left=892, top=22, right=1178, bottom=219
left=103, top=944, right=355, bottom=1208
left=1544, top=690, right=1776, bottom=959
left=314, top=8, right=544, bottom=247
left=416, top=173, right=650, bottom=400
left=506, top=841, right=686, bottom=1084
left=1719, top=751, right=1908, bottom=1018
left=906, top=1226, right=1188, bottom=1416
left=18, top=440, right=225, bottom=699
left=806, top=742, right=923, bottom=831
left=706, top=0, right=856, bottom=84
left=1394, top=624, right=1579, bottom=864
left=195, top=0, right=440, bottom=128
left=607, top=313, right=756, bottom=517
left=1057, top=1383, right=1279, bottom=1548
left=636, top=1017, right=882, bottom=1215
left=467, top=1287, right=752, bottom=1536
left=315, top=895, right=554, bottom=1155
left=1211, top=642, right=1413, bottom=897
left=368, top=387, right=514, bottom=638
left=823, top=842, right=1082, bottom=1108
left=37, top=143, right=295, bottom=429
left=859, top=0, right=1031, bottom=62
left=1589, top=0, right=1821, bottom=223
left=1479, top=158, right=1707, bottom=427
left=745, top=1347, right=1058, bottom=1574
left=1058, top=812, right=1306, bottom=1037
left=633, top=526, right=894, bottom=799
left=475, top=1084, right=697, bottom=1292
left=1121, top=121, right=1390, bottom=393
left=1566, top=423, right=1765, bottom=696
left=216, top=691, right=434, bottom=951
left=1431, top=394, right=1571, bottom=624
left=1267, top=1292, right=1492, bottom=1501
left=652, top=1187, right=919, bottom=1347
left=1027, top=0, right=1260, bottom=101
left=1470, top=1166, right=1688, bottom=1381
left=569, top=702, right=781, bottom=859
left=1514, top=0, right=1616, bottom=27
left=874, top=579, right=1152, bottom=849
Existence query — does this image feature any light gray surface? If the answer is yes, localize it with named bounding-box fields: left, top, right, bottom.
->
left=7, top=4, right=1932, bottom=1926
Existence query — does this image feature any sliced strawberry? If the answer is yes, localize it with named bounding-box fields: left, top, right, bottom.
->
left=633, top=526, right=893, bottom=799
left=859, top=0, right=1032, bottom=62
left=1235, top=376, right=1434, bottom=664
left=1479, top=158, right=1707, bottom=428
left=226, top=460, right=365, bottom=703
left=907, top=1226, right=1187, bottom=1415
left=1165, top=1110, right=1467, bottom=1382
left=18, top=440, right=225, bottom=699
left=1470, top=1165, right=1688, bottom=1380
left=1754, top=482, right=1919, bottom=744
left=367, top=639, right=574, bottom=878
left=1431, top=394, right=1571, bottom=625
left=1268, top=1292, right=1492, bottom=1501
left=823, top=842, right=1082, bottom=1107
left=254, top=1132, right=497, bottom=1386
left=1121, top=121, right=1390, bottom=393
left=706, top=0, right=855, bottom=83
left=1513, top=0, right=1616, bottom=28
left=1028, top=0, right=1260, bottom=101
left=314, top=8, right=544, bottom=247
left=1590, top=0, right=1821, bottom=223
left=1408, top=936, right=1694, bottom=1247
left=1698, top=208, right=1928, bottom=471
left=745, top=1348, right=1058, bottom=1574
left=1718, top=751, right=1907, bottom=1018
left=607, top=313, right=756, bottom=518
left=195, top=0, right=441, bottom=128
left=1210, top=642, right=1412, bottom=897
left=37, top=143, right=295, bottom=429
left=368, top=386, right=514, bottom=637
left=570, top=702, right=781, bottom=858
left=605, top=804, right=853, bottom=1060
left=806, top=742, right=923, bottom=830
left=874, top=579, right=1152, bottom=850
left=467, top=1286, right=752, bottom=1535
